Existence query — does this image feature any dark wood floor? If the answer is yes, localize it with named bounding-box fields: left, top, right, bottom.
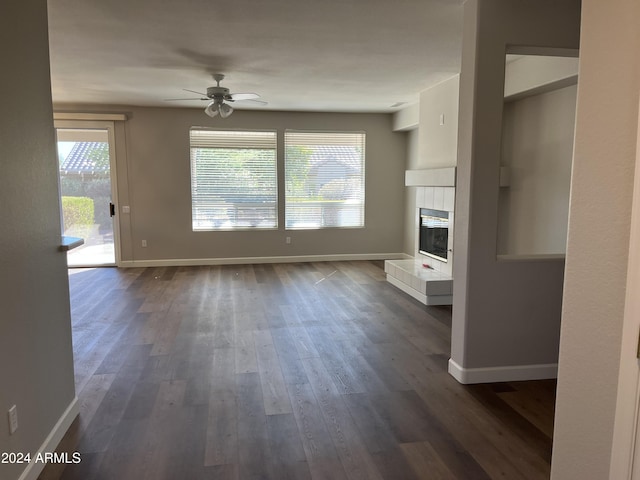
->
left=39, top=261, right=556, bottom=480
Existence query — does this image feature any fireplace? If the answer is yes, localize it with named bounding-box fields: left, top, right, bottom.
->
left=419, top=208, right=449, bottom=262
left=384, top=170, right=455, bottom=305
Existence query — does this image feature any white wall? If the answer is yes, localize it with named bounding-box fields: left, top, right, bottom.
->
left=0, top=1, right=76, bottom=479
left=551, top=0, right=640, bottom=477
left=498, top=84, right=577, bottom=256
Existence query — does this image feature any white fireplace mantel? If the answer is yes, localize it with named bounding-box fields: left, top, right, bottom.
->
left=405, top=167, right=456, bottom=187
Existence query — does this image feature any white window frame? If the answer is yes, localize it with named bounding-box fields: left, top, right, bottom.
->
left=284, top=130, right=366, bottom=230
left=189, top=128, right=278, bottom=231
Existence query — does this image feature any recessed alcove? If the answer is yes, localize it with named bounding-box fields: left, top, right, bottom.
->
left=497, top=54, right=577, bottom=259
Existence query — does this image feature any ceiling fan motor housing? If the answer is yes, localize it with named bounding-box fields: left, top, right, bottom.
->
left=207, top=86, right=230, bottom=99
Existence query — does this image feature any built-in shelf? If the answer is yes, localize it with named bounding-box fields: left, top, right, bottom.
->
left=60, top=236, right=84, bottom=251
left=504, top=55, right=579, bottom=102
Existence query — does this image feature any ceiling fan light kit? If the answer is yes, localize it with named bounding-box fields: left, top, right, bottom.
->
left=205, top=100, right=234, bottom=118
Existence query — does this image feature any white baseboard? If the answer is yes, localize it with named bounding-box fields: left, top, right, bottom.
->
left=18, top=397, right=79, bottom=480
left=448, top=358, right=558, bottom=384
left=119, top=252, right=406, bottom=268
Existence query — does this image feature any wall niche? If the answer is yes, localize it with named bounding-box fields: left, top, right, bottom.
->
left=497, top=53, right=578, bottom=258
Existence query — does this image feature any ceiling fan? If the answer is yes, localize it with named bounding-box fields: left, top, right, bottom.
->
left=167, top=74, right=266, bottom=118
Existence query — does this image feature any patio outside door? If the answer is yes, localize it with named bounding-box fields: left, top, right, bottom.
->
left=56, top=121, right=119, bottom=267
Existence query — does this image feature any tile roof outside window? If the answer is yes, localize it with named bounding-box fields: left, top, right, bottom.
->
left=59, top=142, right=109, bottom=175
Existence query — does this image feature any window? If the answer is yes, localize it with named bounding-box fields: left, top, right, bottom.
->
left=285, top=131, right=365, bottom=229
left=190, top=129, right=277, bottom=230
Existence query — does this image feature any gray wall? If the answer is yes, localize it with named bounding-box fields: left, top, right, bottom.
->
left=452, top=0, right=580, bottom=373
left=55, top=106, right=407, bottom=264
left=418, top=75, right=459, bottom=168
left=0, top=1, right=76, bottom=479
left=551, top=0, right=640, bottom=476
left=498, top=84, right=576, bottom=256
left=403, top=129, right=420, bottom=254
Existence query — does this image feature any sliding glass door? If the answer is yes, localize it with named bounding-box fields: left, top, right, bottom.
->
left=55, top=122, right=119, bottom=267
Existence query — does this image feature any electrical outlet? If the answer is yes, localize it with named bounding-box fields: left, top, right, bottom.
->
left=8, top=405, right=18, bottom=434
left=141, top=240, right=147, bottom=247
left=285, top=237, right=291, bottom=244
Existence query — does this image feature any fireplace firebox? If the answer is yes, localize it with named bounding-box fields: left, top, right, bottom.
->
left=419, top=208, right=449, bottom=263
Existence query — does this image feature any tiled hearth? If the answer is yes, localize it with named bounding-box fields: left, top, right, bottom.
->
left=385, top=259, right=453, bottom=305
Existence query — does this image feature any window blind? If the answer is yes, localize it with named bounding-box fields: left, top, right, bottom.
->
left=284, top=131, right=365, bottom=229
left=190, top=129, right=277, bottom=230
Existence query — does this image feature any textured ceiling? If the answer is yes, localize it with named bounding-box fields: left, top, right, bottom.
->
left=47, top=0, right=464, bottom=113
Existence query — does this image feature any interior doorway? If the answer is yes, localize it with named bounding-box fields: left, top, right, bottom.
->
left=55, top=121, right=120, bottom=267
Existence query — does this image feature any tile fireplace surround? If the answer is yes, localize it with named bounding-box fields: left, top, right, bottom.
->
left=385, top=167, right=455, bottom=305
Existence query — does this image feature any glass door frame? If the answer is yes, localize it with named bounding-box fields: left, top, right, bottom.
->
left=55, top=119, right=122, bottom=267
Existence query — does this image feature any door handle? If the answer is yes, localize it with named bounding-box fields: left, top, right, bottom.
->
left=109, top=202, right=116, bottom=217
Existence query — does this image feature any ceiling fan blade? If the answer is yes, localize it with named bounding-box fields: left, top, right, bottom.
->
left=243, top=98, right=268, bottom=106
left=183, top=88, right=208, bottom=96
left=164, top=97, right=207, bottom=101
left=228, top=92, right=260, bottom=101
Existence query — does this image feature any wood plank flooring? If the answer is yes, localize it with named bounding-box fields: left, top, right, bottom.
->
left=38, top=261, right=556, bottom=480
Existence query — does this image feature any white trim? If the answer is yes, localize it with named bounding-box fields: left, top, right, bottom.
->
left=54, top=119, right=123, bottom=267
left=53, top=112, right=127, bottom=121
left=105, top=122, right=122, bottom=266
left=448, top=358, right=558, bottom=384
left=120, top=252, right=406, bottom=268
left=18, top=397, right=79, bottom=480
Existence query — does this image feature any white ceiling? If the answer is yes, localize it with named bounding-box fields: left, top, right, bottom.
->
left=47, top=0, right=464, bottom=113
